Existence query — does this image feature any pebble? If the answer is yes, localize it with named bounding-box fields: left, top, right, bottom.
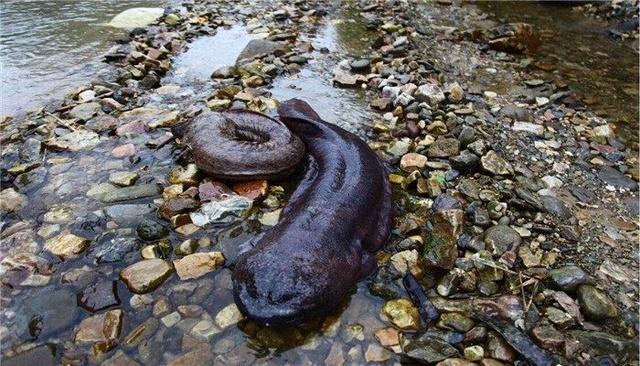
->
left=577, top=285, right=619, bottom=320
left=481, top=151, right=514, bottom=176
left=44, top=232, right=90, bottom=258
left=463, top=345, right=485, bottom=361
left=111, top=143, right=136, bottom=158
left=548, top=265, right=589, bottom=292
left=173, top=252, right=225, bottom=280
left=119, top=259, right=174, bottom=294
left=215, top=303, right=243, bottom=329
left=78, top=280, right=120, bottom=312
left=382, top=298, right=421, bottom=330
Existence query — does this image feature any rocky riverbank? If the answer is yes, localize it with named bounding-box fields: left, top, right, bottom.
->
left=0, top=0, right=638, bottom=365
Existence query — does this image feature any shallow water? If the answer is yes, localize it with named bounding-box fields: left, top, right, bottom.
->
left=0, top=0, right=167, bottom=116
left=476, top=1, right=639, bottom=146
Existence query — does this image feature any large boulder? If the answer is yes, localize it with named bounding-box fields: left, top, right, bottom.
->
left=107, top=8, right=164, bottom=29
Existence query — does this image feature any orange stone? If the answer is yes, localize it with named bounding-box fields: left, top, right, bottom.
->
left=232, top=180, right=268, bottom=200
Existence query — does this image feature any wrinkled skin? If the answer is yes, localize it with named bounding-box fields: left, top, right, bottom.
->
left=184, top=109, right=305, bottom=181
left=232, top=99, right=393, bottom=327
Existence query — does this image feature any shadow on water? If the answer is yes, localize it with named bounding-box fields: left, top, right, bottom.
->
left=476, top=1, right=639, bottom=146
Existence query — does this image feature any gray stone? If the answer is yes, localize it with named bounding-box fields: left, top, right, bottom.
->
left=3, top=344, right=56, bottom=366
left=107, top=7, right=164, bottom=28
left=484, top=225, right=521, bottom=256
left=597, top=166, right=638, bottom=191
left=548, top=265, right=589, bottom=292
left=104, top=203, right=156, bottom=225
left=16, top=288, right=79, bottom=339
left=542, top=196, right=571, bottom=219
left=236, top=39, right=287, bottom=63
left=402, top=335, right=460, bottom=363
left=68, top=102, right=102, bottom=121
left=99, top=183, right=161, bottom=203
left=90, top=236, right=141, bottom=263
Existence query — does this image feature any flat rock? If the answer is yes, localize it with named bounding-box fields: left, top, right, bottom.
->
left=597, top=166, right=638, bottom=191
left=99, top=183, right=161, bottom=203
left=78, top=280, right=120, bottom=312
left=173, top=252, right=225, bottom=280
left=3, top=344, right=57, bottom=366
left=68, top=102, right=102, bottom=121
left=45, top=232, right=90, bottom=258
left=120, top=259, right=173, bottom=294
left=107, top=7, right=164, bottom=29
left=481, top=151, right=514, bottom=176
left=236, top=39, right=287, bottom=63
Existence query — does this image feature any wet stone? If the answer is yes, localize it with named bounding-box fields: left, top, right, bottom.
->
left=75, top=309, right=123, bottom=351
left=99, top=183, right=161, bottom=203
left=45, top=232, right=90, bottom=258
left=78, top=280, right=120, bottom=312
left=548, top=265, right=589, bottom=292
left=17, top=287, right=79, bottom=339
left=3, top=344, right=56, bottom=366
left=236, top=39, right=287, bottom=63
left=90, top=236, right=140, bottom=263
left=0, top=188, right=27, bottom=212
left=383, top=298, right=421, bottom=331
left=215, top=303, right=243, bottom=329
left=109, top=171, right=139, bottom=187
left=577, top=285, right=619, bottom=321
left=173, top=252, right=225, bottom=280
left=104, top=203, right=156, bottom=225
left=437, top=312, right=475, bottom=332
left=403, top=335, right=460, bottom=363
left=232, top=179, right=268, bottom=200
left=137, top=219, right=169, bottom=241
left=120, top=259, right=174, bottom=294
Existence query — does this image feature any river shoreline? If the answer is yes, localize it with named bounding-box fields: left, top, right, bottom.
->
left=1, top=1, right=638, bottom=365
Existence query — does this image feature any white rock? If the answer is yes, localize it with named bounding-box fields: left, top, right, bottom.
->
left=190, top=195, right=252, bottom=226
left=512, top=121, right=544, bottom=136
left=107, top=8, right=165, bottom=29
left=541, top=176, right=564, bottom=189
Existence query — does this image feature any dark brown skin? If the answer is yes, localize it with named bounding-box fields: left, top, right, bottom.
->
left=231, top=99, right=393, bottom=327
left=183, top=109, right=305, bottom=181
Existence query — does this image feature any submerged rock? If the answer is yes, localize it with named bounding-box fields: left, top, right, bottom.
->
left=173, top=252, right=225, bottom=280
left=189, top=195, right=252, bottom=226
left=383, top=299, right=421, bottom=330
left=17, top=288, right=79, bottom=339
left=402, top=335, right=460, bottom=363
left=120, top=259, right=173, bottom=294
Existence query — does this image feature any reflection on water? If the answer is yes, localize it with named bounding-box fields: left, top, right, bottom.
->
left=477, top=1, right=639, bottom=145
left=271, top=14, right=372, bottom=134
left=0, top=0, right=166, bottom=115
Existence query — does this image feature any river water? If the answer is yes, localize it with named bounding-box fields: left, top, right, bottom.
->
left=476, top=1, right=639, bottom=146
left=0, top=1, right=638, bottom=364
left=0, top=0, right=166, bottom=116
